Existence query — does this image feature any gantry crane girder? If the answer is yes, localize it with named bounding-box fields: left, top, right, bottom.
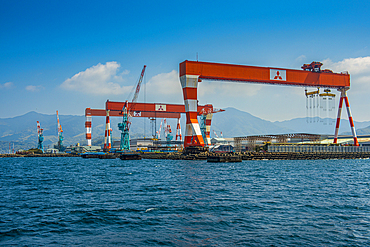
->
left=180, top=60, right=350, bottom=88
left=105, top=100, right=215, bottom=115
left=85, top=108, right=181, bottom=118
left=179, top=60, right=357, bottom=148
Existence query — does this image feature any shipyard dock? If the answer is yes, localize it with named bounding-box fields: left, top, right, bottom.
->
left=73, top=151, right=370, bottom=161
left=139, top=151, right=370, bottom=161
left=2, top=148, right=370, bottom=161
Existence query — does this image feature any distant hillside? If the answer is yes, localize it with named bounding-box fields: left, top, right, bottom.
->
left=274, top=117, right=370, bottom=135
left=342, top=125, right=370, bottom=136
left=1, top=109, right=369, bottom=153
left=0, top=112, right=87, bottom=147
left=0, top=112, right=153, bottom=152
left=210, top=107, right=370, bottom=137
left=0, top=141, right=34, bottom=154
left=211, top=107, right=293, bottom=137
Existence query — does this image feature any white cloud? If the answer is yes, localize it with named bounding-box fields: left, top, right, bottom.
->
left=320, top=56, right=370, bottom=121
left=323, top=56, right=370, bottom=76
left=295, top=55, right=306, bottom=62
left=60, top=61, right=132, bottom=95
left=26, top=85, right=43, bottom=92
left=0, top=82, right=13, bottom=89
left=321, top=56, right=370, bottom=98
left=355, top=75, right=370, bottom=84
left=146, top=70, right=182, bottom=95
left=120, top=69, right=130, bottom=75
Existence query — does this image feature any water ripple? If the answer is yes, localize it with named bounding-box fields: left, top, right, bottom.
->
left=1, top=157, right=370, bottom=246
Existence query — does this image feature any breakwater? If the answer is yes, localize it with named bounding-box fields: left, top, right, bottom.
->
left=241, top=151, right=370, bottom=160
left=140, top=151, right=370, bottom=161
left=0, top=153, right=80, bottom=158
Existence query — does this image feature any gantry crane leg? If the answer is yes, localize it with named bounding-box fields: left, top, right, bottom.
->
left=104, top=110, right=109, bottom=149
left=333, top=88, right=359, bottom=146
left=180, top=74, right=205, bottom=147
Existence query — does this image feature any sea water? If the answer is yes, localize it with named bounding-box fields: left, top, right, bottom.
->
left=1, top=157, right=370, bottom=246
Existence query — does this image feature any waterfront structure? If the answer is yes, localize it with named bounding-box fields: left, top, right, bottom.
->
left=179, top=60, right=358, bottom=148
left=85, top=101, right=220, bottom=149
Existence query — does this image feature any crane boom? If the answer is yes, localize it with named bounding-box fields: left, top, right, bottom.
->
left=157, top=119, right=163, bottom=139
left=57, top=111, right=63, bottom=134
left=132, top=65, right=146, bottom=103
left=199, top=108, right=225, bottom=146
left=213, top=130, right=219, bottom=138
left=118, top=65, right=146, bottom=151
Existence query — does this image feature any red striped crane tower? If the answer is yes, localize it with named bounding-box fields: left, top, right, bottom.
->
left=175, top=118, right=182, bottom=141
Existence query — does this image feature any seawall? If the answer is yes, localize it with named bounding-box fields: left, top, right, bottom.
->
left=2, top=152, right=370, bottom=160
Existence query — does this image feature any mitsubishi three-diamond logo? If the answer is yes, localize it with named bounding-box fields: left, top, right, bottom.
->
left=270, top=69, right=286, bottom=81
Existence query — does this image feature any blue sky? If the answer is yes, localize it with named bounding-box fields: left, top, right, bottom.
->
left=1, top=0, right=370, bottom=122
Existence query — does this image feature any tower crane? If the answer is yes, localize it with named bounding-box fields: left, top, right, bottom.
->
left=37, top=121, right=44, bottom=153
left=55, top=111, right=64, bottom=152
left=118, top=65, right=146, bottom=150
left=165, top=124, right=173, bottom=144
left=199, top=108, right=225, bottom=146
left=163, top=119, right=173, bottom=142
left=175, top=118, right=182, bottom=141
left=213, top=130, right=219, bottom=138
left=155, top=118, right=175, bottom=142
left=118, top=101, right=130, bottom=150
left=156, top=119, right=163, bottom=139
left=163, top=118, right=167, bottom=139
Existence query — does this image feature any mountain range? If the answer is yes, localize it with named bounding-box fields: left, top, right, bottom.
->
left=211, top=107, right=370, bottom=137
left=1, top=108, right=369, bottom=153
